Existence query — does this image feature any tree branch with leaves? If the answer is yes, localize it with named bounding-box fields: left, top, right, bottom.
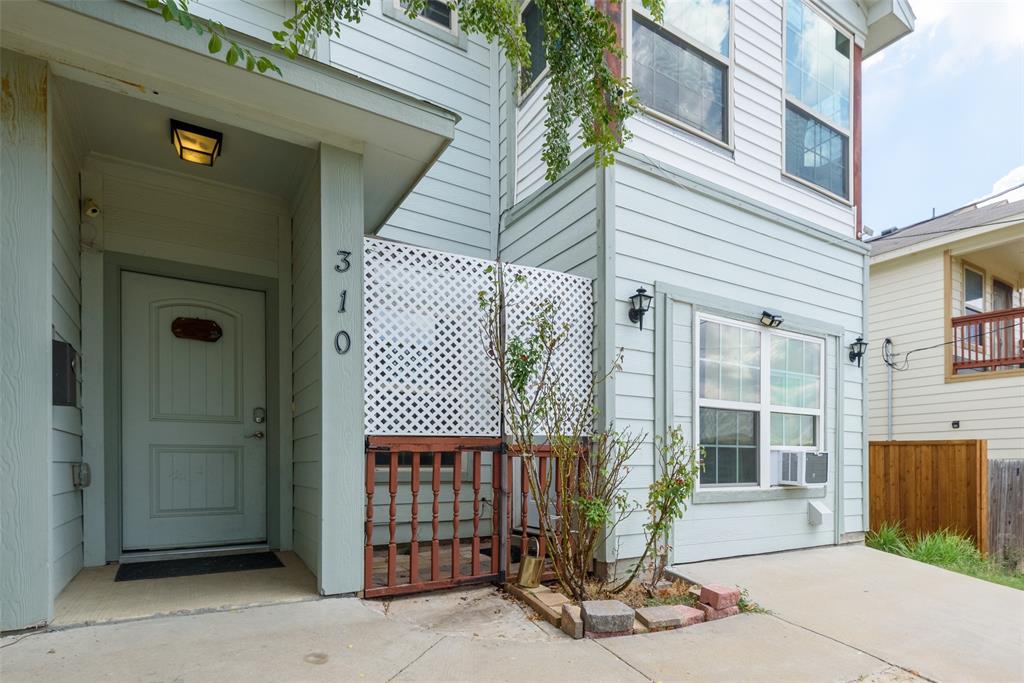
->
left=148, top=0, right=665, bottom=181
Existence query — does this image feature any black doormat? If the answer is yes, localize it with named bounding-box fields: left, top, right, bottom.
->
left=115, top=552, right=283, bottom=582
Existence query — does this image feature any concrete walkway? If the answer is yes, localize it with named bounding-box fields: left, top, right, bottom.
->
left=673, top=544, right=1024, bottom=683
left=2, top=583, right=912, bottom=683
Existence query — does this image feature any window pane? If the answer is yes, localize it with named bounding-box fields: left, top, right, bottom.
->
left=785, top=103, right=848, bottom=198
left=770, top=336, right=821, bottom=408
left=770, top=413, right=817, bottom=447
left=699, top=407, right=758, bottom=485
left=402, top=0, right=453, bottom=29
left=660, top=0, right=731, bottom=57
left=700, top=320, right=760, bottom=402
left=785, top=0, right=850, bottom=129
left=632, top=15, right=728, bottom=142
left=965, top=268, right=984, bottom=312
left=521, top=1, right=546, bottom=90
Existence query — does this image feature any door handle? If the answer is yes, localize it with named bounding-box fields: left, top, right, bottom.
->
left=245, top=431, right=265, bottom=440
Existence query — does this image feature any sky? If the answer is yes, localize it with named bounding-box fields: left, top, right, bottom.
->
left=862, top=0, right=1024, bottom=232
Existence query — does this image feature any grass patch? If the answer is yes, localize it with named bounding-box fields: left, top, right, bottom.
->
left=866, top=523, right=1024, bottom=591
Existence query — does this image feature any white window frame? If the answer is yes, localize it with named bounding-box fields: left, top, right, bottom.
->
left=396, top=0, right=460, bottom=34
left=694, top=312, right=825, bottom=491
left=963, top=263, right=986, bottom=315
left=781, top=0, right=854, bottom=205
left=517, top=0, right=550, bottom=105
left=625, top=0, right=735, bottom=150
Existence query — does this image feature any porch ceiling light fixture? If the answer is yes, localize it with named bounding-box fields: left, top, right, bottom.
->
left=760, top=310, right=784, bottom=328
left=170, top=119, right=223, bottom=167
left=849, top=336, right=868, bottom=367
left=628, top=287, right=653, bottom=331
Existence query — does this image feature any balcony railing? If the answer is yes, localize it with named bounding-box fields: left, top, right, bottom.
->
left=951, top=306, right=1024, bottom=373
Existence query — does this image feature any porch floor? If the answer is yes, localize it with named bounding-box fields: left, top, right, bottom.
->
left=53, top=551, right=317, bottom=628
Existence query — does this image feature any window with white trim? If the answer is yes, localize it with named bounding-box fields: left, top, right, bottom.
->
left=399, top=0, right=456, bottom=31
left=630, top=0, right=732, bottom=144
left=784, top=0, right=852, bottom=200
left=697, top=316, right=824, bottom=488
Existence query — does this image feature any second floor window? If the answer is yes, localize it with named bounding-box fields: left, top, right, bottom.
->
left=784, top=0, right=852, bottom=200
left=630, top=0, right=731, bottom=145
left=520, top=0, right=547, bottom=95
left=964, top=266, right=985, bottom=315
left=400, top=0, right=455, bottom=31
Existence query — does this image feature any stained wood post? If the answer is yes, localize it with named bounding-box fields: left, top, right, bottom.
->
left=409, top=451, right=420, bottom=584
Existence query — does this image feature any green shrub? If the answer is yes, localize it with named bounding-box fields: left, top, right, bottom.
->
left=907, top=528, right=984, bottom=569
left=866, top=521, right=910, bottom=556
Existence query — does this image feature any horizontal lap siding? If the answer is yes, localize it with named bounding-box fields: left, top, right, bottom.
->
left=190, top=1, right=292, bottom=44
left=868, top=253, right=1024, bottom=460
left=328, top=12, right=495, bottom=257
left=50, top=85, right=85, bottom=599
left=514, top=80, right=586, bottom=203
left=500, top=162, right=599, bottom=278
left=624, top=0, right=855, bottom=238
left=613, top=163, right=865, bottom=562
left=291, top=170, right=321, bottom=575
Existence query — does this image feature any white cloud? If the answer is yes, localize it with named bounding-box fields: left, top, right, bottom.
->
left=979, top=165, right=1024, bottom=205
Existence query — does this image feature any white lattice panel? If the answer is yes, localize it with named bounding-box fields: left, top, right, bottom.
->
left=504, top=263, right=594, bottom=421
left=363, top=238, right=594, bottom=436
left=364, top=239, right=499, bottom=436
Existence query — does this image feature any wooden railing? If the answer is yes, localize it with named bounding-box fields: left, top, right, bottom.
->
left=951, top=306, right=1024, bottom=373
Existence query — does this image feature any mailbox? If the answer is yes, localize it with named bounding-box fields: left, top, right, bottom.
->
left=53, top=339, right=78, bottom=407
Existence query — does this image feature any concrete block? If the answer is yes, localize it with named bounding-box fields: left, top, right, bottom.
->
left=561, top=604, right=583, bottom=639
left=669, top=605, right=706, bottom=627
left=700, top=584, right=741, bottom=610
left=697, top=602, right=740, bottom=621
left=581, top=600, right=635, bottom=635
left=632, top=619, right=649, bottom=634
left=635, top=606, right=683, bottom=631
left=536, top=591, right=571, bottom=609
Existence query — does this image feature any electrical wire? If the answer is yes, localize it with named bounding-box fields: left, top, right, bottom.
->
left=882, top=319, right=1024, bottom=371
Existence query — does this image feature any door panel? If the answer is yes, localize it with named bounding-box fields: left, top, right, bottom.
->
left=122, top=272, right=267, bottom=550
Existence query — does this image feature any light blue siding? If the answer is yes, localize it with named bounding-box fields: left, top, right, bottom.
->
left=50, top=84, right=86, bottom=599
left=290, top=164, right=322, bottom=576
left=611, top=158, right=867, bottom=562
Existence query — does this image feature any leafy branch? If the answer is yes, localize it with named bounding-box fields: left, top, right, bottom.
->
left=148, top=0, right=667, bottom=182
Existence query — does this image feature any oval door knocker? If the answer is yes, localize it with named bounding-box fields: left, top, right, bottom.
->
left=171, top=316, right=223, bottom=342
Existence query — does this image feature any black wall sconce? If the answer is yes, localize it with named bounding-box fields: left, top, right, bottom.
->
left=849, top=336, right=868, bottom=366
left=759, top=310, right=783, bottom=328
left=628, top=287, right=653, bottom=331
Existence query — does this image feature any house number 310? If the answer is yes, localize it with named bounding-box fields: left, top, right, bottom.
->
left=334, top=250, right=352, bottom=354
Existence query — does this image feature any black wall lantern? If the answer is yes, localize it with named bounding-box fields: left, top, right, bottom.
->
left=170, top=119, right=223, bottom=167
left=628, top=287, right=653, bottom=331
left=849, top=336, right=868, bottom=366
left=759, top=310, right=784, bottom=328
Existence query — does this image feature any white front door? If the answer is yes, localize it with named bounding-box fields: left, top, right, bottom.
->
left=121, top=272, right=267, bottom=551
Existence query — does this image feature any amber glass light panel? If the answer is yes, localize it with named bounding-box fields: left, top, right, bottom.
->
left=170, top=119, right=223, bottom=167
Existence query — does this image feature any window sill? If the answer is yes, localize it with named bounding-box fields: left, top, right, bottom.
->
left=693, top=485, right=826, bottom=505
left=381, top=1, right=467, bottom=50
left=781, top=171, right=854, bottom=208
left=637, top=108, right=734, bottom=157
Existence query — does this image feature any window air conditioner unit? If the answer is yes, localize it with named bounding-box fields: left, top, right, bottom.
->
left=772, top=451, right=828, bottom=487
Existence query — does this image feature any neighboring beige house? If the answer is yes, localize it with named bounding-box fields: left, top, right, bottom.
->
left=867, top=198, right=1024, bottom=459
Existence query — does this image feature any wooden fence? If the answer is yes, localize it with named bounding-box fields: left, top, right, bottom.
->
left=989, top=459, right=1024, bottom=570
left=869, top=440, right=989, bottom=553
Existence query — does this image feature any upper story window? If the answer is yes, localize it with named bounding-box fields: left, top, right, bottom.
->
left=697, top=315, right=823, bottom=488
left=520, top=0, right=547, bottom=96
left=400, top=0, right=456, bottom=30
left=964, top=266, right=985, bottom=314
left=784, top=0, right=852, bottom=200
left=630, top=0, right=732, bottom=145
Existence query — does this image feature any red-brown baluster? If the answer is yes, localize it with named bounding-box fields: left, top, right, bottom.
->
left=537, top=453, right=548, bottom=559
left=387, top=451, right=398, bottom=588
left=471, top=450, right=482, bottom=577
left=409, top=451, right=420, bottom=584
left=520, top=455, right=529, bottom=562
left=431, top=452, right=441, bottom=582
left=491, top=449, right=501, bottom=575
left=506, top=450, right=513, bottom=575
left=364, top=449, right=375, bottom=590
left=451, top=451, right=461, bottom=580
left=554, top=452, right=562, bottom=528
